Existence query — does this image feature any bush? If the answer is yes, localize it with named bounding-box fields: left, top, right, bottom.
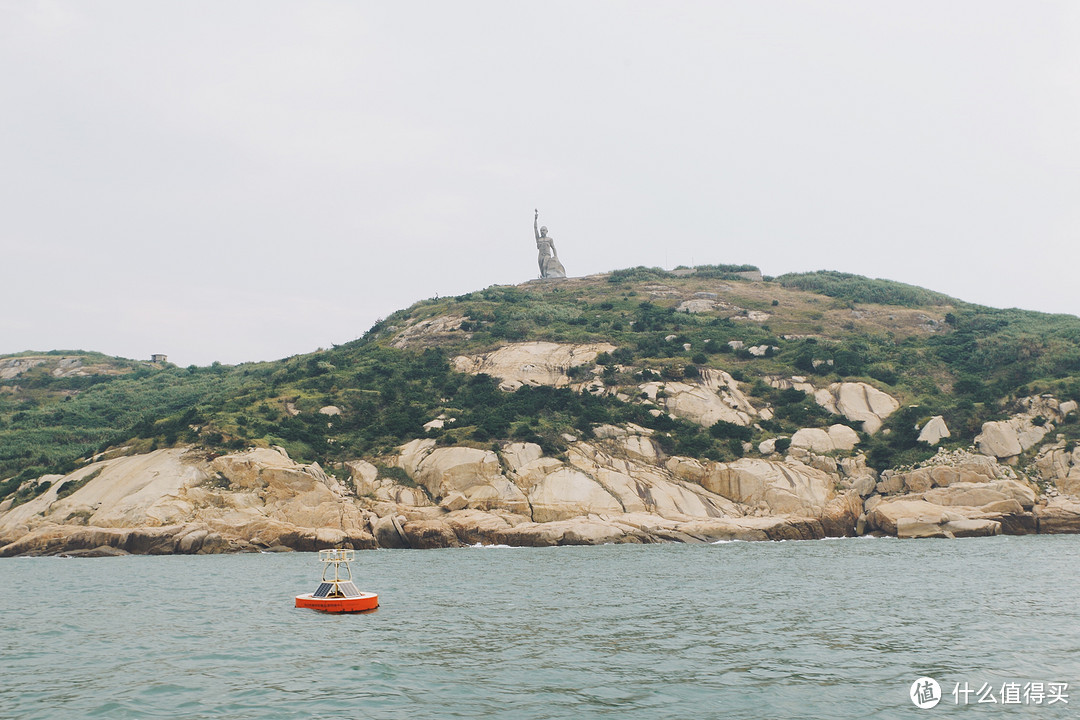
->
left=709, top=420, right=752, bottom=442
left=607, top=266, right=671, bottom=283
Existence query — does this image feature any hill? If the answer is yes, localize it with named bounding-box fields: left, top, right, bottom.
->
left=3, top=266, right=1080, bottom=553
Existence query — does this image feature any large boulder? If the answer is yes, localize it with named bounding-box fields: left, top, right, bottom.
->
left=492, top=517, right=633, bottom=547
left=592, top=424, right=661, bottom=462
left=0, top=445, right=383, bottom=557
left=923, top=479, right=1036, bottom=510
left=917, top=416, right=950, bottom=445
left=976, top=419, right=1047, bottom=459
left=443, top=509, right=521, bottom=545
left=883, top=451, right=1010, bottom=494
left=813, top=382, right=899, bottom=434
left=975, top=395, right=1077, bottom=460
left=400, top=519, right=460, bottom=549
left=790, top=424, right=860, bottom=453
left=896, top=516, right=1001, bottom=539
left=0, top=449, right=205, bottom=534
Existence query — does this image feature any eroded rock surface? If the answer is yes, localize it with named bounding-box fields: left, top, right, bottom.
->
left=813, top=382, right=899, bottom=434
left=975, top=396, right=1076, bottom=461
left=452, top=341, right=615, bottom=391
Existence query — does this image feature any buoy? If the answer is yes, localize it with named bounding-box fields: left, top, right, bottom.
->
left=295, top=549, right=379, bottom=613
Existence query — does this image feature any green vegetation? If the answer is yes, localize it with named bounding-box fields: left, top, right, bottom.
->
left=776, top=271, right=957, bottom=308
left=3, top=264, right=1080, bottom=499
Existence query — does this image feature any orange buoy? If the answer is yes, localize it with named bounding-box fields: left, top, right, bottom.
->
left=295, top=549, right=379, bottom=613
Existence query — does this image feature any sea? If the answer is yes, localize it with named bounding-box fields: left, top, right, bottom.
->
left=2, top=535, right=1078, bottom=719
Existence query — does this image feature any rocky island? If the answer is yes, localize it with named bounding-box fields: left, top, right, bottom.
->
left=3, top=267, right=1080, bottom=555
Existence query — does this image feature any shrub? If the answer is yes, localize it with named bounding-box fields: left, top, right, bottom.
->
left=709, top=420, right=752, bottom=441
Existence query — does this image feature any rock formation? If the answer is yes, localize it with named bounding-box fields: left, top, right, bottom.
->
left=917, top=415, right=950, bottom=445
left=975, top=397, right=1076, bottom=461
left=638, top=368, right=758, bottom=427
left=452, top=341, right=615, bottom=391
left=3, top=405, right=1080, bottom=555
left=813, top=382, right=899, bottom=434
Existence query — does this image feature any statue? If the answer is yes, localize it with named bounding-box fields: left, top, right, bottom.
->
left=534, top=209, right=567, bottom=279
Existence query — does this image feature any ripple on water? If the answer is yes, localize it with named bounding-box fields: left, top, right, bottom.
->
left=2, top=536, right=1080, bottom=719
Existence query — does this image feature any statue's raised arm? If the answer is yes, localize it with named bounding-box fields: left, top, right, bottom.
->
left=534, top=209, right=541, bottom=242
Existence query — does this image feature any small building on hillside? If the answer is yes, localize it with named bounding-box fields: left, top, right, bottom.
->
left=151, top=354, right=168, bottom=364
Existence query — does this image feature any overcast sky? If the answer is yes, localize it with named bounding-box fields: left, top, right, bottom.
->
left=2, top=1, right=1078, bottom=367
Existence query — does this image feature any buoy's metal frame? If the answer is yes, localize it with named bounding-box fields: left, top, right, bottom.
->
left=320, top=548, right=354, bottom=584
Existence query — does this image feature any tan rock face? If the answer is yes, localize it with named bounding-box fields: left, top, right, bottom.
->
left=0, top=449, right=205, bottom=532
left=882, top=452, right=1008, bottom=496
left=1035, top=497, right=1080, bottom=533
left=866, top=479, right=1033, bottom=538
left=790, top=428, right=833, bottom=453
left=451, top=341, right=615, bottom=390
left=0, top=446, right=378, bottom=556
left=638, top=369, right=756, bottom=428
left=9, top=397, right=1074, bottom=555
left=565, top=442, right=741, bottom=520
left=975, top=395, right=1076, bottom=460
left=813, top=382, right=899, bottom=434
left=391, top=314, right=468, bottom=349
left=897, top=516, right=1001, bottom=539
left=527, top=467, right=624, bottom=522
left=501, top=442, right=544, bottom=471
left=396, top=439, right=529, bottom=514
left=347, top=458, right=432, bottom=507
left=790, top=424, right=860, bottom=453
left=699, top=458, right=833, bottom=517
left=1034, top=444, right=1080, bottom=496
left=917, top=416, right=950, bottom=445
left=976, top=420, right=1043, bottom=459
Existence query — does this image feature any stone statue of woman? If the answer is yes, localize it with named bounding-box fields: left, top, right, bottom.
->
left=534, top=209, right=566, bottom=278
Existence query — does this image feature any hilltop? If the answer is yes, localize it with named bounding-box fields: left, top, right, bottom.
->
left=2, top=266, right=1080, bottom=554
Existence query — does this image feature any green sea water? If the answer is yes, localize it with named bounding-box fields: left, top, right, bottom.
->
left=2, top=535, right=1078, bottom=719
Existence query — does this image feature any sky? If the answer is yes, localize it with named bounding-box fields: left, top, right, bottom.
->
left=1, top=1, right=1078, bottom=367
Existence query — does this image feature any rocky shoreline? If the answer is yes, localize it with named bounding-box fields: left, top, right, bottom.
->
left=3, top=421, right=1079, bottom=558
